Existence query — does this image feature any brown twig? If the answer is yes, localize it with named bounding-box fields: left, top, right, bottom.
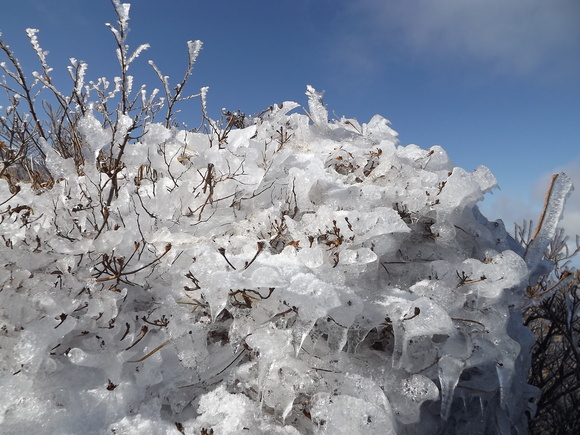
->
left=531, top=174, right=559, bottom=242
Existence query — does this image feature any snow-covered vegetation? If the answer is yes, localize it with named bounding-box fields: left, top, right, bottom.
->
left=0, top=2, right=576, bottom=434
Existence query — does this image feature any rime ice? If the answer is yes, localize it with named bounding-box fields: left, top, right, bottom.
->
left=0, top=82, right=568, bottom=434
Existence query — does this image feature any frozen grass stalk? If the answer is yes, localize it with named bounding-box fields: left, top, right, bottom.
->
left=525, top=173, right=573, bottom=274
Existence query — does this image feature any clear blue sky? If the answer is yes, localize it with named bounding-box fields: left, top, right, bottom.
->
left=2, top=0, right=580, bottom=238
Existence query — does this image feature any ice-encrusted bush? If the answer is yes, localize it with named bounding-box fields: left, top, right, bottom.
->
left=0, top=2, right=573, bottom=434
left=1, top=87, right=570, bottom=434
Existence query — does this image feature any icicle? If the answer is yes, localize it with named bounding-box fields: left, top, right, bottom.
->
left=495, top=406, right=512, bottom=435
left=291, top=318, right=315, bottom=356
left=321, top=318, right=349, bottom=354
left=525, top=173, right=573, bottom=273
left=346, top=324, right=371, bottom=354
left=495, top=360, right=514, bottom=410
left=438, top=355, right=464, bottom=420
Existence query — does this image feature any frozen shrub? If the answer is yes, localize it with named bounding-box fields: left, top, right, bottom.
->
left=0, top=2, right=574, bottom=434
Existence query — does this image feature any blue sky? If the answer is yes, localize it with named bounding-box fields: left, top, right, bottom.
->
left=2, top=0, right=580, bottom=241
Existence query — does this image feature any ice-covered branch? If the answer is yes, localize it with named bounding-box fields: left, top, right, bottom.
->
left=525, top=173, right=574, bottom=275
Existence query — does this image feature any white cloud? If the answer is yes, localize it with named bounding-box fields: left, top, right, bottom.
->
left=339, top=0, right=580, bottom=76
left=481, top=192, right=537, bottom=228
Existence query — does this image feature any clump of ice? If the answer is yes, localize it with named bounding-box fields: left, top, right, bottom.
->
left=0, top=84, right=564, bottom=434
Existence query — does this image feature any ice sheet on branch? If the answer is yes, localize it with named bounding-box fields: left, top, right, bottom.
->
left=0, top=85, right=543, bottom=434
left=524, top=173, right=573, bottom=274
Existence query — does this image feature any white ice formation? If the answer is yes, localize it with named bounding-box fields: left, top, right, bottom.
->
left=0, top=86, right=566, bottom=434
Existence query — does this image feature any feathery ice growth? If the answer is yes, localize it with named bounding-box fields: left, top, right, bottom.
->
left=0, top=84, right=572, bottom=434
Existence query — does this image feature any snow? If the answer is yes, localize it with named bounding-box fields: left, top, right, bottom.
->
left=0, top=81, right=572, bottom=434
